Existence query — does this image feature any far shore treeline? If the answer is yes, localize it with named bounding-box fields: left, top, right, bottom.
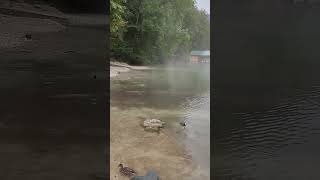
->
left=110, top=0, right=210, bottom=65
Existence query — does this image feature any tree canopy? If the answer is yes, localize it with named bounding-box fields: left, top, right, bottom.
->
left=110, top=0, right=210, bottom=65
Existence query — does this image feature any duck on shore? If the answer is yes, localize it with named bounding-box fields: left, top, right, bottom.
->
left=119, top=163, right=136, bottom=177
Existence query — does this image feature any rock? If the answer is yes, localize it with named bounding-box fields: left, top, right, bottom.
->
left=143, top=119, right=165, bottom=130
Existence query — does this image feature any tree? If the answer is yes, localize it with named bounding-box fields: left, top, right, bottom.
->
left=110, top=0, right=210, bottom=65
left=110, top=0, right=126, bottom=46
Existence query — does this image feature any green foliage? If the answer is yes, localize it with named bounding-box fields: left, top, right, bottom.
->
left=110, top=0, right=210, bottom=65
left=110, top=0, right=126, bottom=50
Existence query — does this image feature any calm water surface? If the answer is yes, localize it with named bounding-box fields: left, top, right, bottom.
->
left=213, top=2, right=320, bottom=179
left=213, top=86, right=320, bottom=180
left=110, top=64, right=210, bottom=179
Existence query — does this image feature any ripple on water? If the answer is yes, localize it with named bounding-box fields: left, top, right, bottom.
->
left=180, top=92, right=210, bottom=179
left=215, top=87, right=320, bottom=179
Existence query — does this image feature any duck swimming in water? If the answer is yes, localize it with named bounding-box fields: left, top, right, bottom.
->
left=180, top=121, right=186, bottom=127
left=119, top=163, right=136, bottom=177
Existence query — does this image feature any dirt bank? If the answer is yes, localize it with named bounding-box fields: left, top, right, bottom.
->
left=110, top=64, right=130, bottom=78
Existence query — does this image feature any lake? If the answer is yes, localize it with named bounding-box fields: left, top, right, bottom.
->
left=110, top=64, right=210, bottom=179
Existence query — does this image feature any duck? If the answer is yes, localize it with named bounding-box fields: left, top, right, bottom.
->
left=180, top=121, right=186, bottom=127
left=118, top=163, right=136, bottom=177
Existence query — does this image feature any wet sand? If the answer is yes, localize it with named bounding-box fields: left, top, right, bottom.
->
left=110, top=61, right=153, bottom=78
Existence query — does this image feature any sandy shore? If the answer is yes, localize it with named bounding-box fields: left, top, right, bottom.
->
left=110, top=61, right=153, bottom=78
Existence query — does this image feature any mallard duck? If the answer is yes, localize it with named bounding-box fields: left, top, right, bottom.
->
left=118, top=163, right=136, bottom=177
left=180, top=121, right=186, bottom=127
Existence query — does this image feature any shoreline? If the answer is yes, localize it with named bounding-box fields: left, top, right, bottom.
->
left=110, top=61, right=154, bottom=78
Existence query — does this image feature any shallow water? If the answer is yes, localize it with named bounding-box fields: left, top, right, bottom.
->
left=110, top=64, right=210, bottom=179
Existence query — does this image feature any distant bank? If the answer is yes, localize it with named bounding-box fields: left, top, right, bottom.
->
left=110, top=61, right=153, bottom=78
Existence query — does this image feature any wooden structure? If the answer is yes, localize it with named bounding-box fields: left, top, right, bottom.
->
left=190, top=50, right=210, bottom=63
